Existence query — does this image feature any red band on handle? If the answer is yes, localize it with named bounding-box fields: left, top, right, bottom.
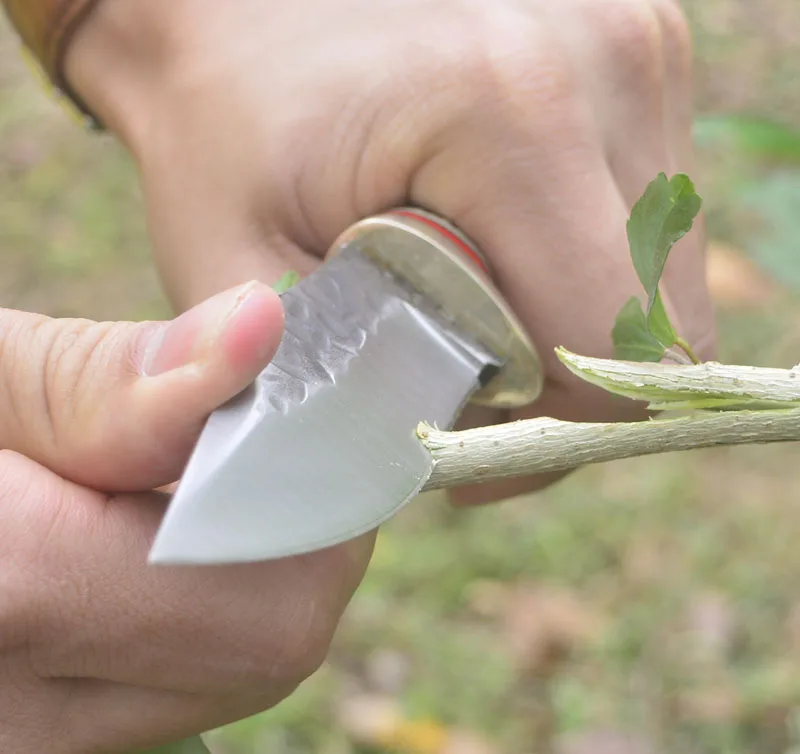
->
left=389, top=209, right=489, bottom=276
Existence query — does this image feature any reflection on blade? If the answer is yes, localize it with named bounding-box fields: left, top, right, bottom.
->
left=149, top=249, right=499, bottom=564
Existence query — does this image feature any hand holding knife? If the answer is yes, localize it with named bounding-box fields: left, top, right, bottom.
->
left=0, top=0, right=717, bottom=749
left=151, top=209, right=544, bottom=564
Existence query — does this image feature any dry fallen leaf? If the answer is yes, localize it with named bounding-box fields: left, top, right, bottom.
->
left=439, top=730, right=499, bottom=754
left=677, top=684, right=743, bottom=723
left=783, top=602, right=800, bottom=658
left=337, top=693, right=447, bottom=753
left=621, top=533, right=671, bottom=588
left=555, top=728, right=658, bottom=754
left=365, top=648, right=411, bottom=695
left=337, top=693, right=402, bottom=745
left=337, top=693, right=499, bottom=754
left=464, top=579, right=513, bottom=618
left=683, top=590, right=738, bottom=663
left=503, top=583, right=605, bottom=679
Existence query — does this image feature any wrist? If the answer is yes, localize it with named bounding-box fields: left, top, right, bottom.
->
left=64, top=0, right=193, bottom=147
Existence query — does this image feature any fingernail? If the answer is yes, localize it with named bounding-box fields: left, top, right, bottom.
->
left=141, top=282, right=260, bottom=376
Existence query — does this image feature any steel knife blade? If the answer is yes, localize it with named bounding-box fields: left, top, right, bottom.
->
left=149, top=210, right=543, bottom=565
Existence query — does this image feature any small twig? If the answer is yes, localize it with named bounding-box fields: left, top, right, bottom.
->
left=555, top=349, right=800, bottom=408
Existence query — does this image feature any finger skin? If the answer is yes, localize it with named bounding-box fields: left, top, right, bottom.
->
left=0, top=282, right=284, bottom=492
left=0, top=0, right=720, bottom=750
left=0, top=449, right=374, bottom=752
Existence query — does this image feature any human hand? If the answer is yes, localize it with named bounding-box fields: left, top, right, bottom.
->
left=66, top=0, right=715, bottom=503
left=0, top=283, right=373, bottom=752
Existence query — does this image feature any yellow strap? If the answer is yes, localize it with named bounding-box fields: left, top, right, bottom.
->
left=19, top=43, right=98, bottom=130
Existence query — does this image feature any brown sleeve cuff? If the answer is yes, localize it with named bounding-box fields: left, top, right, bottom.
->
left=3, top=0, right=104, bottom=124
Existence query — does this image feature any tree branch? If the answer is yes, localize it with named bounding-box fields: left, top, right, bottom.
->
left=419, top=350, right=800, bottom=491
left=555, top=348, right=800, bottom=410
left=419, top=407, right=800, bottom=490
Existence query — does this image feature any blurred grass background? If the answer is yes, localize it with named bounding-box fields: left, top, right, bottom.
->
left=2, top=3, right=800, bottom=753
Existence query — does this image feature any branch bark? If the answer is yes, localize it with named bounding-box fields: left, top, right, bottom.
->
left=419, top=349, right=800, bottom=491
left=554, top=348, right=800, bottom=410
left=420, top=407, right=800, bottom=490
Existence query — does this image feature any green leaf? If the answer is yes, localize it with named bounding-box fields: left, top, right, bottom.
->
left=611, top=297, right=665, bottom=362
left=626, top=172, right=702, bottom=320
left=614, top=172, right=703, bottom=364
left=272, top=270, right=301, bottom=294
left=646, top=290, right=678, bottom=349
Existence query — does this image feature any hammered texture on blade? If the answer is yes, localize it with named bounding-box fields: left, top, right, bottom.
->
left=149, top=249, right=499, bottom=564
left=262, top=252, right=388, bottom=413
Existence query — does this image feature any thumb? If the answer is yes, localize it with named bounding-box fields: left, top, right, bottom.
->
left=0, top=281, right=284, bottom=491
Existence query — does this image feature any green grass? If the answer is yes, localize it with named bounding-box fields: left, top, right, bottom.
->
left=3, top=3, right=800, bottom=753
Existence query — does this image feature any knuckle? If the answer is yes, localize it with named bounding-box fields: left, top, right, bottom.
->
left=43, top=320, right=110, bottom=424
left=428, top=6, right=579, bottom=131
left=651, top=0, right=693, bottom=68
left=64, top=321, right=130, bottom=421
left=652, top=0, right=691, bottom=39
left=11, top=316, right=94, bottom=452
left=40, top=321, right=86, bottom=444
left=594, top=0, right=663, bottom=72
left=33, top=318, right=118, bottom=458
left=478, top=10, right=573, bottom=100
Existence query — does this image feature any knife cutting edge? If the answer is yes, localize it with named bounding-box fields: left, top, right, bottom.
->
left=148, top=208, right=544, bottom=565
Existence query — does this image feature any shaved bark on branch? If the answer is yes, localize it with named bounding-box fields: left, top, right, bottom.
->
left=420, top=353, right=800, bottom=490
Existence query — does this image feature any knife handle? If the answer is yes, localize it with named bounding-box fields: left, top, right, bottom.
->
left=328, top=208, right=543, bottom=409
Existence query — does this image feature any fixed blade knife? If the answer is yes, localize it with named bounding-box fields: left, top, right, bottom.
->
left=149, top=209, right=543, bottom=565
